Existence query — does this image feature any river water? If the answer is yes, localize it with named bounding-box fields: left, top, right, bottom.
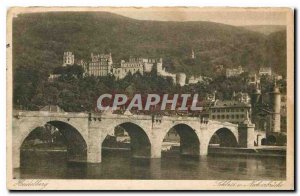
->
left=14, top=150, right=286, bottom=180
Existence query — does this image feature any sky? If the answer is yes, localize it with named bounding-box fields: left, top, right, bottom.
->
left=107, top=7, right=288, bottom=26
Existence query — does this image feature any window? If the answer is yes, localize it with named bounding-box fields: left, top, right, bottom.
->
left=231, top=115, right=235, bottom=119
left=212, top=115, right=215, bottom=119
left=240, top=114, right=244, bottom=118
left=221, top=115, right=225, bottom=119
left=236, top=115, right=239, bottom=119
left=226, top=115, right=229, bottom=119
left=217, top=115, right=220, bottom=119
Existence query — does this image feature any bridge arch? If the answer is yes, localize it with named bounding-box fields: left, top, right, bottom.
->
left=101, top=121, right=152, bottom=158
left=161, top=123, right=200, bottom=156
left=15, top=119, right=88, bottom=168
left=208, top=127, right=238, bottom=147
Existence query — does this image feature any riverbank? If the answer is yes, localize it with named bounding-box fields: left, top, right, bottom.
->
left=208, top=146, right=286, bottom=157
left=21, top=145, right=286, bottom=157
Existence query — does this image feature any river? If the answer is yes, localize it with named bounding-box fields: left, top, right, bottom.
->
left=14, top=150, right=286, bottom=180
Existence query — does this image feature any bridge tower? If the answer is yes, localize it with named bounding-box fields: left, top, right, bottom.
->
left=269, top=81, right=281, bottom=135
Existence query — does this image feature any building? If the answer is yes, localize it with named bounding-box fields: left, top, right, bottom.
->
left=156, top=60, right=177, bottom=84
left=259, top=67, right=272, bottom=76
left=62, top=52, right=75, bottom=67
left=232, top=92, right=251, bottom=104
left=209, top=100, right=251, bottom=124
left=76, top=59, right=88, bottom=76
left=188, top=75, right=204, bottom=84
left=248, top=73, right=260, bottom=85
left=273, top=74, right=283, bottom=81
left=176, top=73, right=186, bottom=87
left=214, top=64, right=224, bottom=73
left=113, top=58, right=144, bottom=80
left=206, top=92, right=216, bottom=102
left=48, top=74, right=61, bottom=82
left=280, top=95, right=287, bottom=133
left=112, top=57, right=167, bottom=80
left=225, top=66, right=244, bottom=78
left=88, top=53, right=113, bottom=77
left=59, top=52, right=187, bottom=86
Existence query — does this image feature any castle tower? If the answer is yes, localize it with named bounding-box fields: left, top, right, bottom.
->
left=269, top=81, right=281, bottom=134
left=156, top=59, right=163, bottom=74
left=108, top=53, right=113, bottom=66
left=107, top=53, right=113, bottom=74
left=63, top=52, right=75, bottom=67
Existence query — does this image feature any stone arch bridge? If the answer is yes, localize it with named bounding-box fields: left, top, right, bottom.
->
left=11, top=110, right=256, bottom=168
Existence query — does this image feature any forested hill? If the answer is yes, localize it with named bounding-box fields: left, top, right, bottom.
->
left=13, top=12, right=287, bottom=77
left=242, top=25, right=286, bottom=35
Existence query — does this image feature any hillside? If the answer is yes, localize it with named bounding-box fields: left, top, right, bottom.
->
left=242, top=25, right=286, bottom=35
left=12, top=12, right=287, bottom=77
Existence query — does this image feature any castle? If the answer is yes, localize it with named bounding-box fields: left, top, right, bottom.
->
left=62, top=51, right=189, bottom=86
left=225, top=66, right=244, bottom=78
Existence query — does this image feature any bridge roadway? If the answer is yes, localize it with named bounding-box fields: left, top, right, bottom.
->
left=11, top=110, right=256, bottom=168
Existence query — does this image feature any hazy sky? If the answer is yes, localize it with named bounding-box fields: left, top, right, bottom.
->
left=107, top=7, right=287, bottom=26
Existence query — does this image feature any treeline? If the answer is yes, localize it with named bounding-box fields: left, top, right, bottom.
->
left=13, top=65, right=286, bottom=112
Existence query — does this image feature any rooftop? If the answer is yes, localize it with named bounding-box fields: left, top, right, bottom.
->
left=212, top=100, right=251, bottom=108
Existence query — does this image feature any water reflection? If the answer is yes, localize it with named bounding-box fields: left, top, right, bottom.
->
left=15, top=150, right=286, bottom=180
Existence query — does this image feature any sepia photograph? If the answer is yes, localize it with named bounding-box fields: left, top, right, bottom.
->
left=6, top=7, right=294, bottom=190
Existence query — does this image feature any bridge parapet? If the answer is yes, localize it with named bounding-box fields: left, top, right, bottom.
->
left=207, top=120, right=238, bottom=128
left=13, top=110, right=88, bottom=118
left=100, top=113, right=152, bottom=120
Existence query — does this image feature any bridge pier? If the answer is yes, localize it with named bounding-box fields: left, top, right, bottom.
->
left=151, top=145, right=162, bottom=158
left=87, top=146, right=102, bottom=163
left=12, top=145, right=20, bottom=169
left=238, top=122, right=255, bottom=148
left=87, top=127, right=102, bottom=163
left=150, top=158, right=161, bottom=178
left=199, top=141, right=209, bottom=156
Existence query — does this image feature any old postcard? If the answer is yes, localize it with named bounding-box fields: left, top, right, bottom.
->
left=6, top=7, right=294, bottom=190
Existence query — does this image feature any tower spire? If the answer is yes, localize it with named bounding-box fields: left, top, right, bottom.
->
left=191, top=49, right=195, bottom=59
